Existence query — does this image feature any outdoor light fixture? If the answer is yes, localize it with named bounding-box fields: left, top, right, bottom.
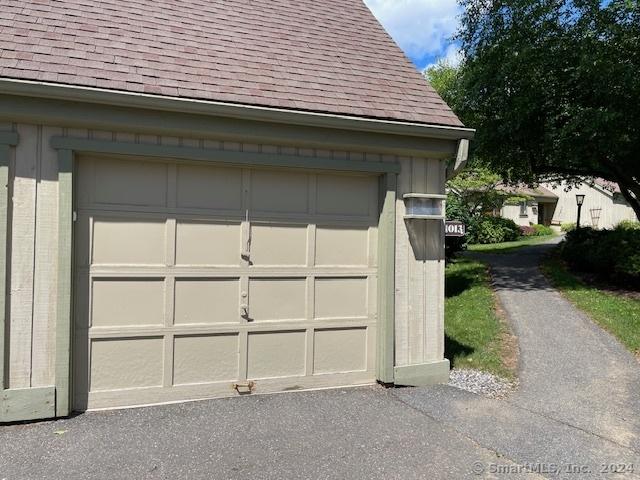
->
left=403, top=193, right=446, bottom=220
left=575, top=193, right=586, bottom=228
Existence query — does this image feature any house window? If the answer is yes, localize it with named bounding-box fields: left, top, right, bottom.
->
left=519, top=201, right=528, bottom=217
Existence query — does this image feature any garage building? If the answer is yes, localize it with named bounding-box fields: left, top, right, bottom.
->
left=0, top=0, right=473, bottom=421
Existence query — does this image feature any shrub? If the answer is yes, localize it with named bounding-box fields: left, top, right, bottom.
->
left=560, top=227, right=640, bottom=286
left=616, top=220, right=640, bottom=231
left=519, top=225, right=536, bottom=236
left=469, top=216, right=520, bottom=244
left=532, top=224, right=554, bottom=236
left=561, top=222, right=576, bottom=232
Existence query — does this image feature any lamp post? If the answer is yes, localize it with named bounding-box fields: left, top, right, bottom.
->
left=576, top=194, right=585, bottom=229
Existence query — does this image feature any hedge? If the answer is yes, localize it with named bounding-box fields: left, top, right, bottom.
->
left=560, top=226, right=640, bottom=286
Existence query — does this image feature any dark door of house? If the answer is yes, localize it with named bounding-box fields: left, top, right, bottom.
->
left=538, top=204, right=545, bottom=225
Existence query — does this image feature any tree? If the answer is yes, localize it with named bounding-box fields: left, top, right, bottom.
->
left=447, top=166, right=527, bottom=217
left=425, top=63, right=528, bottom=215
left=424, top=61, right=467, bottom=125
left=457, top=0, right=640, bottom=218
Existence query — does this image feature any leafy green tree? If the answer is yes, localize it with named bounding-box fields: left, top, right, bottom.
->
left=424, top=61, right=467, bottom=125
left=447, top=166, right=527, bottom=217
left=456, top=0, right=640, bottom=218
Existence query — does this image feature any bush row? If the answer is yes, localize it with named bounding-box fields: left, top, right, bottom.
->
left=560, top=225, right=640, bottom=286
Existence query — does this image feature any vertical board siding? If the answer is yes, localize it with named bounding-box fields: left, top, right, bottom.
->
left=31, top=126, right=61, bottom=386
left=424, top=160, right=445, bottom=361
left=394, top=156, right=447, bottom=367
left=8, top=124, right=38, bottom=388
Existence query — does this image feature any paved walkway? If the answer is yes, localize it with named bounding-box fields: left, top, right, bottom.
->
left=1, top=240, right=639, bottom=479
left=396, top=240, right=640, bottom=478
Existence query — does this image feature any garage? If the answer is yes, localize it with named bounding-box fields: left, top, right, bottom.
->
left=72, top=155, right=379, bottom=410
left=0, top=0, right=474, bottom=422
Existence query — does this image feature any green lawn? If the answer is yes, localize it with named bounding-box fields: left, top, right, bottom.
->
left=445, top=258, right=517, bottom=378
left=542, top=255, right=640, bottom=355
left=468, top=233, right=557, bottom=254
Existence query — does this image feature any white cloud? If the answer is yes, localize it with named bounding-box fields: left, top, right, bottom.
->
left=423, top=44, right=464, bottom=72
left=364, top=0, right=461, bottom=67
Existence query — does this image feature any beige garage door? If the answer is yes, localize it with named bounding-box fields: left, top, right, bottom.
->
left=73, top=154, right=379, bottom=410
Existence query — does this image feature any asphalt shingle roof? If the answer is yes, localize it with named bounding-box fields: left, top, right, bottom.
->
left=0, top=0, right=463, bottom=127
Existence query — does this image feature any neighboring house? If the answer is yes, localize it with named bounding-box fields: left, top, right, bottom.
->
left=541, top=179, right=638, bottom=229
left=0, top=1, right=473, bottom=421
left=497, top=185, right=559, bottom=227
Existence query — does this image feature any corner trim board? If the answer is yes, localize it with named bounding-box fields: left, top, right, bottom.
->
left=0, top=144, right=9, bottom=392
left=393, top=360, right=450, bottom=386
left=55, top=149, right=73, bottom=417
left=376, top=173, right=396, bottom=383
left=50, top=136, right=401, bottom=174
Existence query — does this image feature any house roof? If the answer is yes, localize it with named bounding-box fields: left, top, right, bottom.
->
left=496, top=184, right=558, bottom=201
left=592, top=178, right=621, bottom=194
left=0, top=0, right=463, bottom=127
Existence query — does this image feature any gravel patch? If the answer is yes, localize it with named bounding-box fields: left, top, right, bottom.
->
left=448, top=368, right=517, bottom=398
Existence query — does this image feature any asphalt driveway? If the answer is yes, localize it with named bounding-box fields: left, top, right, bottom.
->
left=2, top=240, right=639, bottom=479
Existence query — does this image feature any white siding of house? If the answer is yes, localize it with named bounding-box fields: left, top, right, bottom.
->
left=501, top=202, right=538, bottom=226
left=544, top=182, right=637, bottom=229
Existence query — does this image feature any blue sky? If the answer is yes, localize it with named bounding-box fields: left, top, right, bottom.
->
left=364, top=0, right=462, bottom=71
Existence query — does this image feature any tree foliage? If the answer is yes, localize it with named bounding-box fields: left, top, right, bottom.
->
left=457, top=0, right=640, bottom=218
left=447, top=166, right=528, bottom=216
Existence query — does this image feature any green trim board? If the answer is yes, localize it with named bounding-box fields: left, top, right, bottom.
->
left=1, top=95, right=458, bottom=160
left=394, top=360, right=450, bottom=386
left=55, top=149, right=73, bottom=417
left=0, top=144, right=10, bottom=391
left=50, top=136, right=401, bottom=174
left=376, top=173, right=397, bottom=383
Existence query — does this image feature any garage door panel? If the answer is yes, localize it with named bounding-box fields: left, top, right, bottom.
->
left=174, top=279, right=239, bottom=324
left=314, top=277, right=368, bottom=319
left=313, top=328, right=367, bottom=374
left=87, top=157, right=168, bottom=207
left=175, top=220, right=241, bottom=266
left=250, top=170, right=309, bottom=213
left=247, top=331, right=306, bottom=379
left=176, top=164, right=242, bottom=211
left=250, top=223, right=307, bottom=266
left=173, top=334, right=239, bottom=385
left=76, top=156, right=378, bottom=410
left=316, top=174, right=376, bottom=217
left=92, top=279, right=165, bottom=327
left=315, top=226, right=369, bottom=266
left=90, top=337, right=164, bottom=391
left=249, top=278, right=306, bottom=321
left=92, top=217, right=166, bottom=265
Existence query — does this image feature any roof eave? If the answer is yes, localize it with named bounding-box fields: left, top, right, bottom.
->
left=0, top=78, right=475, bottom=141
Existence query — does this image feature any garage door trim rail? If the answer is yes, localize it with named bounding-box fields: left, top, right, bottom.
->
left=50, top=137, right=401, bottom=174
